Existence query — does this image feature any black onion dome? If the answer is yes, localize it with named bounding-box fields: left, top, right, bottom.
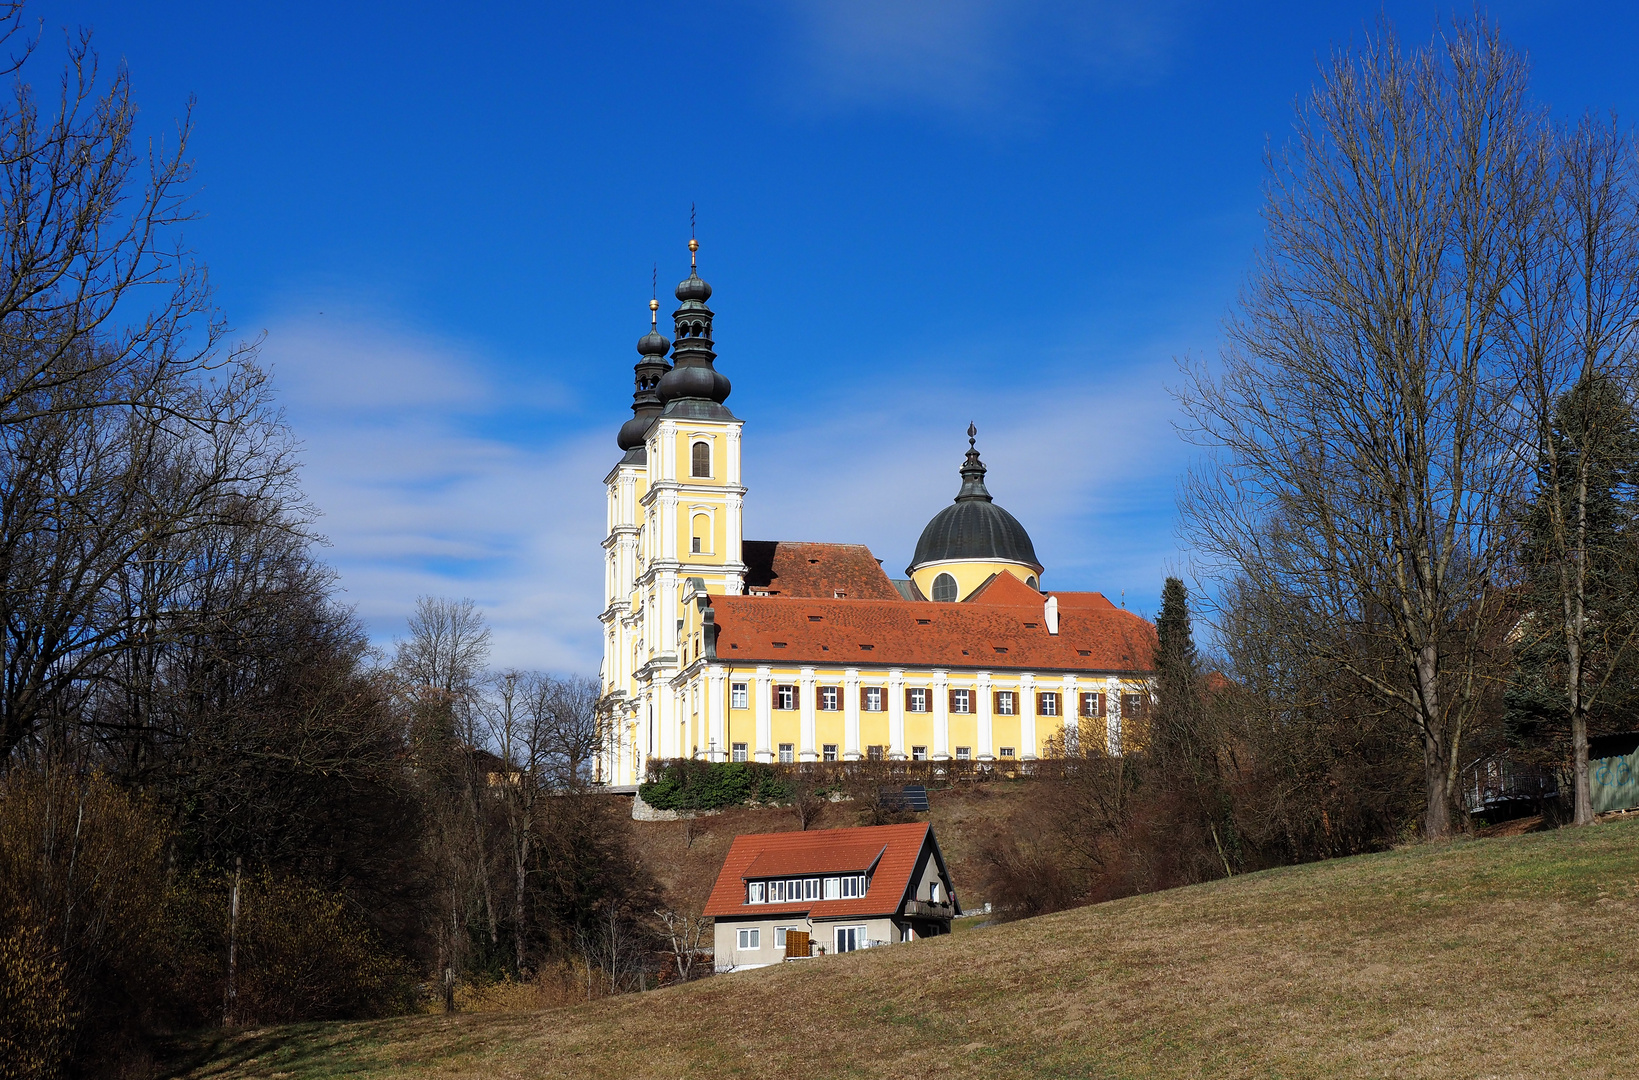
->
left=676, top=270, right=712, bottom=302
left=908, top=429, right=1041, bottom=573
left=637, top=327, right=670, bottom=357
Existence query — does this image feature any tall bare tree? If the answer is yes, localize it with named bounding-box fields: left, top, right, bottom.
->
left=1502, top=114, right=1639, bottom=825
left=1180, top=18, right=1535, bottom=839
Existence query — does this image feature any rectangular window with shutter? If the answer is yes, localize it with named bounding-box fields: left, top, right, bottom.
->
left=819, top=686, right=840, bottom=710
left=995, top=691, right=1015, bottom=715
left=775, top=685, right=797, bottom=710
left=1121, top=692, right=1144, bottom=718
left=1080, top=691, right=1106, bottom=718
left=867, top=745, right=884, bottom=760
left=907, top=687, right=928, bottom=712
left=950, top=688, right=971, bottom=713
left=862, top=687, right=884, bottom=711
left=1038, top=692, right=1060, bottom=717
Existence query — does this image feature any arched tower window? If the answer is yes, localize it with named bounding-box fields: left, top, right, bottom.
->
left=931, top=573, right=958, bottom=602
left=691, top=440, right=711, bottom=478
left=1025, top=575, right=1038, bottom=591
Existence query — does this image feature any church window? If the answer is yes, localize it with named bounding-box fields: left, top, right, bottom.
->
left=822, top=744, right=838, bottom=761
left=862, top=687, right=884, bottom=711
left=690, top=512, right=710, bottom=553
left=775, top=685, right=797, bottom=710
left=731, top=682, right=748, bottom=709
left=691, top=441, right=711, bottom=477
left=732, top=742, right=748, bottom=762
left=906, top=688, right=928, bottom=712
left=994, top=691, right=1016, bottom=715
left=819, top=686, right=840, bottom=710
left=1038, top=692, right=1060, bottom=717
left=779, top=743, right=794, bottom=763
left=949, top=689, right=971, bottom=714
left=931, top=572, right=958, bottom=602
left=1025, top=575, right=1038, bottom=590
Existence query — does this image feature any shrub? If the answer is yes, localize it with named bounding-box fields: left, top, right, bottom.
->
left=164, top=870, right=416, bottom=1026
left=639, top=761, right=790, bottom=811
left=0, top=918, right=73, bottom=1080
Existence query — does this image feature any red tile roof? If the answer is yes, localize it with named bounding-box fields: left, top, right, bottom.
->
left=741, top=541, right=902, bottom=600
left=708, top=591, right=1155, bottom=673
left=703, top=822, right=939, bottom=920
left=742, top=843, right=887, bottom=879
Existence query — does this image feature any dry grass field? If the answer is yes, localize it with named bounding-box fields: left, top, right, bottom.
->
left=164, top=816, right=1639, bottom=1080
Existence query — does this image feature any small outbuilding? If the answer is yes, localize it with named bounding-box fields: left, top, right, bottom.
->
left=704, top=822, right=959, bottom=971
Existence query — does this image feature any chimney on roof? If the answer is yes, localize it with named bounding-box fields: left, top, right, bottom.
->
left=1045, top=594, right=1059, bottom=635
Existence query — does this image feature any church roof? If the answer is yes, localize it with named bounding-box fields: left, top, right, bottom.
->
left=741, top=541, right=903, bottom=600
left=909, top=428, right=1040, bottom=573
left=706, top=590, right=1154, bottom=674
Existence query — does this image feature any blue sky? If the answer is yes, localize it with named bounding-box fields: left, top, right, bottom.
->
left=38, top=1, right=1639, bottom=672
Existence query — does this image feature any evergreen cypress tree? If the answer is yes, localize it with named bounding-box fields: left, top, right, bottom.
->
left=1153, top=577, right=1202, bottom=770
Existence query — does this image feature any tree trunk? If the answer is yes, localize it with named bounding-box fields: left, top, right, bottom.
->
left=1417, top=644, right=1452, bottom=839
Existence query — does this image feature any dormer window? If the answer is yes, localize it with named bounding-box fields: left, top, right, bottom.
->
left=691, top=440, right=711, bottom=478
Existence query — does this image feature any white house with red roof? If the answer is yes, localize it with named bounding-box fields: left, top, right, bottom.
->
left=704, top=822, right=959, bottom=971
left=597, top=237, right=1156, bottom=787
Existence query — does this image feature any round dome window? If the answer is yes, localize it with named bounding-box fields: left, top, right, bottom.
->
left=931, top=573, right=958, bottom=602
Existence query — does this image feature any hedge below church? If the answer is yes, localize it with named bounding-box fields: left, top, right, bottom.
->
left=638, top=761, right=791, bottom=811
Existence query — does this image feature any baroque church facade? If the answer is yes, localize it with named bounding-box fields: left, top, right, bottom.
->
left=596, top=240, right=1155, bottom=788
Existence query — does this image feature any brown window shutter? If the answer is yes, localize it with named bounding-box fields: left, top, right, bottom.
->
left=1098, top=691, right=1107, bottom=717
left=860, top=685, right=868, bottom=711
left=904, top=687, right=913, bottom=712
left=948, top=688, right=957, bottom=712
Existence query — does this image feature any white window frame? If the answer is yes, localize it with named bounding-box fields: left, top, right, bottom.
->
left=778, top=743, right=795, bottom=763
left=776, top=684, right=797, bottom=710
left=1039, top=692, right=1059, bottom=717
left=835, top=925, right=867, bottom=953
left=731, top=682, right=748, bottom=710
left=823, top=877, right=840, bottom=899
left=748, top=881, right=765, bottom=903
left=951, top=688, right=971, bottom=714
left=822, top=743, right=838, bottom=761
left=691, top=439, right=713, bottom=479
left=955, top=746, right=970, bottom=760
left=819, top=686, right=840, bottom=711
left=908, top=687, right=928, bottom=712
left=864, top=687, right=884, bottom=711
left=774, top=926, right=792, bottom=948
left=732, top=742, right=748, bottom=762
left=999, top=746, right=1016, bottom=758
left=911, top=745, right=927, bottom=761
left=996, top=691, right=1016, bottom=716
left=738, top=927, right=760, bottom=950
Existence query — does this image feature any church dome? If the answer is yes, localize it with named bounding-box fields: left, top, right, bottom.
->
left=908, top=428, right=1041, bottom=573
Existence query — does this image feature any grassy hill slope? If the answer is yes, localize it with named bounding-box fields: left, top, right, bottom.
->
left=168, top=817, right=1639, bottom=1080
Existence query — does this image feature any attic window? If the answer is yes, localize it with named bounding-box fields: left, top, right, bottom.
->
left=1024, top=622, right=1037, bottom=629
left=859, top=644, right=874, bottom=651
left=808, top=558, right=820, bottom=564
left=916, top=618, right=931, bottom=625
left=808, top=615, right=822, bottom=622
left=833, top=590, right=847, bottom=598
left=1078, top=649, right=1091, bottom=656
left=994, top=646, right=1008, bottom=654
left=773, top=641, right=787, bottom=648
left=731, top=644, right=739, bottom=650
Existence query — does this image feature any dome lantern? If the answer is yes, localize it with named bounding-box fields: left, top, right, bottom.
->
left=907, top=427, right=1042, bottom=599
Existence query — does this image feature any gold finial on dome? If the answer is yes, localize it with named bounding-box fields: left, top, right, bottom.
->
left=649, top=297, right=659, bottom=327
left=688, top=236, right=699, bottom=269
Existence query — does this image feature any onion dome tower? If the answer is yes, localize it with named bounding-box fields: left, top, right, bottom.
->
left=907, top=424, right=1043, bottom=601
left=656, top=238, right=735, bottom=420
left=617, top=297, right=672, bottom=456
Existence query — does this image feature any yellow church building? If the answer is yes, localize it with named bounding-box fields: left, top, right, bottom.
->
left=596, top=239, right=1156, bottom=788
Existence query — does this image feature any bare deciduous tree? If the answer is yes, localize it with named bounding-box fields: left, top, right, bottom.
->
left=1180, top=18, right=1534, bottom=839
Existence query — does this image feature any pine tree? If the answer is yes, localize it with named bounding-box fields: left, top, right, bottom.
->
left=1506, top=371, right=1639, bottom=821
left=1153, top=576, right=1202, bottom=770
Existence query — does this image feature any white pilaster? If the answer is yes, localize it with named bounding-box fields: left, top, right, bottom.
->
left=799, top=667, right=818, bottom=761
left=708, top=666, right=727, bottom=761
left=1020, top=673, right=1037, bottom=760
left=931, top=670, right=949, bottom=760
left=976, top=672, right=993, bottom=760
left=888, top=669, right=906, bottom=760
left=1062, top=674, right=1079, bottom=754
left=755, top=666, right=773, bottom=763
left=843, top=668, right=861, bottom=760
left=1106, top=676, right=1122, bottom=756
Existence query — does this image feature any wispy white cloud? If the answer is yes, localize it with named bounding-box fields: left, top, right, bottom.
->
left=777, top=0, right=1183, bottom=117
left=262, top=310, right=609, bottom=675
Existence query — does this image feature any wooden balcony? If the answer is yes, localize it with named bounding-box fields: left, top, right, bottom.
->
left=901, top=899, right=954, bottom=919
